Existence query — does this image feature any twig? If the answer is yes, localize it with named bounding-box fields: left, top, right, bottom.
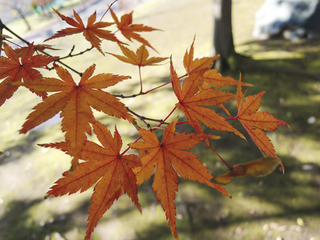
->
left=126, top=107, right=168, bottom=127
left=59, top=45, right=94, bottom=60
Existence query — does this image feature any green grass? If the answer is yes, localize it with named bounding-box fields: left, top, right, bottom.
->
left=1, top=0, right=320, bottom=239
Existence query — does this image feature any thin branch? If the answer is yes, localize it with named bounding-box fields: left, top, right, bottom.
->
left=127, top=107, right=168, bottom=127
left=59, top=45, right=94, bottom=60
left=0, top=19, right=3, bottom=56
left=138, top=66, right=143, bottom=93
left=0, top=21, right=82, bottom=76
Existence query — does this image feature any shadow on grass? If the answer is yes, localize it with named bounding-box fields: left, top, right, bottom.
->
left=0, top=198, right=91, bottom=240
left=0, top=131, right=44, bottom=166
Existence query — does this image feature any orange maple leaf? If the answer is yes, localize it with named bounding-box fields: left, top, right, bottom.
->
left=18, top=64, right=134, bottom=161
left=203, top=68, right=253, bottom=87
left=236, top=78, right=289, bottom=157
left=129, top=119, right=230, bottom=238
left=108, top=44, right=167, bottom=67
left=43, top=121, right=142, bottom=240
left=14, top=44, right=59, bottom=57
left=0, top=43, right=58, bottom=106
left=171, top=58, right=244, bottom=138
left=45, top=9, right=121, bottom=55
left=110, top=8, right=159, bottom=52
left=183, top=37, right=220, bottom=75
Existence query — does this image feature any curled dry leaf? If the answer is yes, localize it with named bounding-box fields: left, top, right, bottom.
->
left=211, top=157, right=282, bottom=185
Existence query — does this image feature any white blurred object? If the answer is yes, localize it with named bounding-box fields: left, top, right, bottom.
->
left=253, top=0, right=320, bottom=40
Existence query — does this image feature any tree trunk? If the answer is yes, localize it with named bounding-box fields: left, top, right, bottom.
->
left=212, top=0, right=235, bottom=72
left=13, top=6, right=31, bottom=31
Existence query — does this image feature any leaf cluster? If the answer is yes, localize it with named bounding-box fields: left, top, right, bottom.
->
left=0, top=3, right=288, bottom=239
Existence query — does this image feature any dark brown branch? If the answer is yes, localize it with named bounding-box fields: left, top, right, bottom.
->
left=59, top=45, right=94, bottom=60
left=126, top=107, right=168, bottom=128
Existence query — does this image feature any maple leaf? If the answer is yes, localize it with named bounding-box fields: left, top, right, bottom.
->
left=18, top=64, right=134, bottom=161
left=236, top=78, right=289, bottom=157
left=110, top=8, right=159, bottom=52
left=183, top=37, right=219, bottom=75
left=43, top=121, right=142, bottom=240
left=203, top=69, right=253, bottom=87
left=14, top=44, right=59, bottom=57
left=129, top=119, right=230, bottom=238
left=45, top=9, right=121, bottom=55
left=0, top=43, right=58, bottom=106
left=107, top=44, right=168, bottom=67
left=171, top=58, right=244, bottom=138
left=211, top=157, right=281, bottom=185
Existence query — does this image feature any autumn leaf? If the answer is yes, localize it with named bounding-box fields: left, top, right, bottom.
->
left=171, top=58, right=244, bottom=138
left=43, top=121, right=142, bottom=240
left=18, top=64, right=134, bottom=161
left=107, top=44, right=167, bottom=67
left=110, top=8, right=159, bottom=52
left=203, top=69, right=253, bottom=87
left=45, top=9, right=121, bottom=55
left=183, top=37, right=219, bottom=75
left=129, top=119, right=230, bottom=238
left=14, top=44, right=59, bottom=57
left=0, top=43, right=58, bottom=106
left=211, top=157, right=282, bottom=185
left=236, top=78, right=289, bottom=157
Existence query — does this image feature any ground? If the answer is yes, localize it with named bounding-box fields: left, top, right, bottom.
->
left=0, top=0, right=320, bottom=239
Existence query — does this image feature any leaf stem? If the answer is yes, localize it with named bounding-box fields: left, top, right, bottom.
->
left=156, top=106, right=177, bottom=128
left=201, top=142, right=232, bottom=170
left=100, top=0, right=118, bottom=21
left=113, top=80, right=172, bottom=98
left=225, top=116, right=239, bottom=121
left=138, top=66, right=143, bottom=93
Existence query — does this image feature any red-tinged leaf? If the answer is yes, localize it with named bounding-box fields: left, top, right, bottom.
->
left=129, top=119, right=230, bottom=238
left=108, top=44, right=167, bottom=67
left=171, top=59, right=244, bottom=138
left=44, top=121, right=141, bottom=240
left=0, top=43, right=58, bottom=106
left=20, top=64, right=134, bottom=164
left=211, top=157, right=281, bottom=185
left=45, top=9, right=120, bottom=55
left=110, top=8, right=159, bottom=52
left=183, top=37, right=219, bottom=75
left=203, top=69, right=253, bottom=87
left=236, top=82, right=289, bottom=156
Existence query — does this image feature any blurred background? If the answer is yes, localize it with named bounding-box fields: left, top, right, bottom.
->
left=0, top=0, right=320, bottom=239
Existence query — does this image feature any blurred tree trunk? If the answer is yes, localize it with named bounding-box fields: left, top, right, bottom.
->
left=212, top=0, right=235, bottom=72
left=12, top=6, right=31, bottom=31
left=0, top=0, right=31, bottom=31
